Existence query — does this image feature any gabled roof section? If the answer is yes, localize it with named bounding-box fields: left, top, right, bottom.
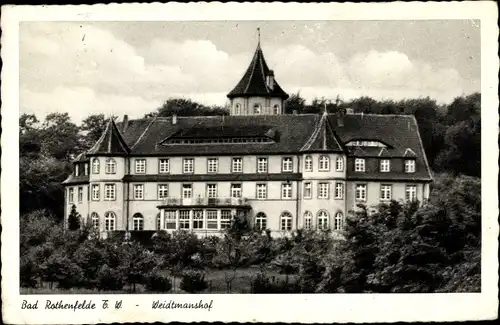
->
left=227, top=43, right=288, bottom=99
left=404, top=148, right=417, bottom=157
left=301, top=112, right=343, bottom=152
left=87, top=118, right=130, bottom=156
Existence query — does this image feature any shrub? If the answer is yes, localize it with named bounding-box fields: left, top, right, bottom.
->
left=96, top=265, right=124, bottom=291
left=250, top=272, right=300, bottom=293
left=41, top=252, right=84, bottom=289
left=144, top=270, right=173, bottom=293
left=180, top=270, right=208, bottom=293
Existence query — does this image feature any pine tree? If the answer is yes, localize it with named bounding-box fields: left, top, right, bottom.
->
left=68, top=205, right=81, bottom=231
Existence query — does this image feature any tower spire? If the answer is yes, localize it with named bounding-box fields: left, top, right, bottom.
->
left=257, top=27, right=261, bottom=46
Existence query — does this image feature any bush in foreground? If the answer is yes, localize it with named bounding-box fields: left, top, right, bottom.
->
left=180, top=270, right=208, bottom=293
left=144, top=270, right=173, bottom=293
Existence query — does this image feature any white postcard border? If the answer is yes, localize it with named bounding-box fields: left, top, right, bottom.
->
left=1, top=2, right=498, bottom=323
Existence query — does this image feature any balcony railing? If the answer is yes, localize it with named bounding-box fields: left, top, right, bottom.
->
left=159, top=197, right=250, bottom=207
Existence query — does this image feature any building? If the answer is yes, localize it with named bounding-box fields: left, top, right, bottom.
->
left=63, top=39, right=433, bottom=237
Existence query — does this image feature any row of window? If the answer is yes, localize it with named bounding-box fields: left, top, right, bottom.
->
left=69, top=182, right=418, bottom=203
left=165, top=137, right=273, bottom=145
left=354, top=184, right=418, bottom=202
left=354, top=158, right=416, bottom=173
left=89, top=210, right=343, bottom=232
left=234, top=103, right=281, bottom=115
left=87, top=157, right=416, bottom=176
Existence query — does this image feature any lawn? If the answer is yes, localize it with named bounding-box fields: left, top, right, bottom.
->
left=20, top=267, right=291, bottom=294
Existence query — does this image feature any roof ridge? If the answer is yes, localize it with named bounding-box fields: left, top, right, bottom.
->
left=300, top=115, right=323, bottom=151
left=131, top=116, right=158, bottom=150
left=244, top=48, right=259, bottom=94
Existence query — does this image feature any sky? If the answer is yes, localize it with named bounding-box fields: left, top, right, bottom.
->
left=20, top=20, right=481, bottom=123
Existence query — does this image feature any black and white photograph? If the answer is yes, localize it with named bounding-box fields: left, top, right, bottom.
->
left=1, top=2, right=498, bottom=324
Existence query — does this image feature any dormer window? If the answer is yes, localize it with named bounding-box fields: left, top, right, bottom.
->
left=346, top=140, right=387, bottom=148
left=405, top=159, right=416, bottom=173
left=380, top=159, right=391, bottom=172
left=354, top=158, right=365, bottom=172
left=253, top=104, right=261, bottom=115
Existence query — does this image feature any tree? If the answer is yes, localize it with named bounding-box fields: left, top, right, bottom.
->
left=39, top=112, right=81, bottom=161
left=153, top=98, right=228, bottom=117
left=67, top=205, right=81, bottom=230
left=285, top=92, right=306, bottom=114
left=79, top=114, right=110, bottom=150
left=180, top=270, right=208, bottom=293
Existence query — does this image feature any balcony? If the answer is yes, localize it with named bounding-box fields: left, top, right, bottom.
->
left=158, top=197, right=251, bottom=208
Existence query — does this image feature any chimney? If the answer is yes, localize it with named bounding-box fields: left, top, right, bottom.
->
left=172, top=114, right=178, bottom=125
left=336, top=108, right=345, bottom=127
left=122, top=114, right=129, bottom=133
left=266, top=70, right=275, bottom=90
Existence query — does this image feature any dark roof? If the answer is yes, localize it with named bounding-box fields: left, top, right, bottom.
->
left=82, top=113, right=432, bottom=181
left=87, top=118, right=130, bottom=156
left=227, top=43, right=288, bottom=99
left=301, top=112, right=343, bottom=153
left=62, top=174, right=89, bottom=185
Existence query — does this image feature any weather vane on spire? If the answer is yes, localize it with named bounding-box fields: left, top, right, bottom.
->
left=257, top=27, right=261, bottom=45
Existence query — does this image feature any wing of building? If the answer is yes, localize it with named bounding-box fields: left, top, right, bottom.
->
left=63, top=39, right=433, bottom=237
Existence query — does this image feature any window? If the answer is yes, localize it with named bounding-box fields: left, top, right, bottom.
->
left=182, top=184, right=192, bottom=199
left=165, top=210, right=176, bottom=230
left=319, top=155, right=330, bottom=171
left=220, top=210, right=232, bottom=229
left=256, top=183, right=267, bottom=199
left=334, top=212, right=343, bottom=231
left=304, top=211, right=312, bottom=230
left=91, top=184, right=100, bottom=201
left=105, top=158, right=116, bottom=174
left=257, top=157, right=268, bottom=173
left=135, top=159, right=146, bottom=174
left=104, top=212, right=116, bottom=231
left=255, top=212, right=267, bottom=230
left=158, top=184, right=168, bottom=199
left=92, top=159, right=100, bottom=174
left=335, top=182, right=344, bottom=199
left=354, top=158, right=365, bottom=172
left=281, top=183, right=292, bottom=199
left=336, top=156, right=344, bottom=171
left=159, top=159, right=170, bottom=174
left=405, top=185, right=417, bottom=201
left=304, top=156, right=313, bottom=172
left=282, top=157, right=293, bottom=172
left=193, top=210, right=203, bottom=229
left=132, top=213, right=144, bottom=231
left=78, top=187, right=83, bottom=202
left=231, top=183, right=242, bottom=198
left=235, top=104, right=241, bottom=115
left=273, top=104, right=280, bottom=115
left=317, top=210, right=329, bottom=230
left=318, top=182, right=329, bottom=199
left=84, top=163, right=89, bottom=176
left=280, top=212, right=292, bottom=231
left=304, top=182, right=312, bottom=199
left=380, top=184, right=392, bottom=201
left=206, top=210, right=218, bottom=229
left=134, top=184, right=144, bottom=200
left=232, top=158, right=243, bottom=172
left=355, top=184, right=367, bottom=201
left=380, top=159, right=391, bottom=172
left=68, top=188, right=74, bottom=203
left=207, top=184, right=217, bottom=198
left=91, top=213, right=99, bottom=230
left=405, top=159, right=416, bottom=173
left=179, top=210, right=190, bottom=229
left=104, top=184, right=116, bottom=200
left=75, top=164, right=79, bottom=177
left=207, top=158, right=218, bottom=173
left=253, top=104, right=261, bottom=114
left=183, top=158, right=194, bottom=173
